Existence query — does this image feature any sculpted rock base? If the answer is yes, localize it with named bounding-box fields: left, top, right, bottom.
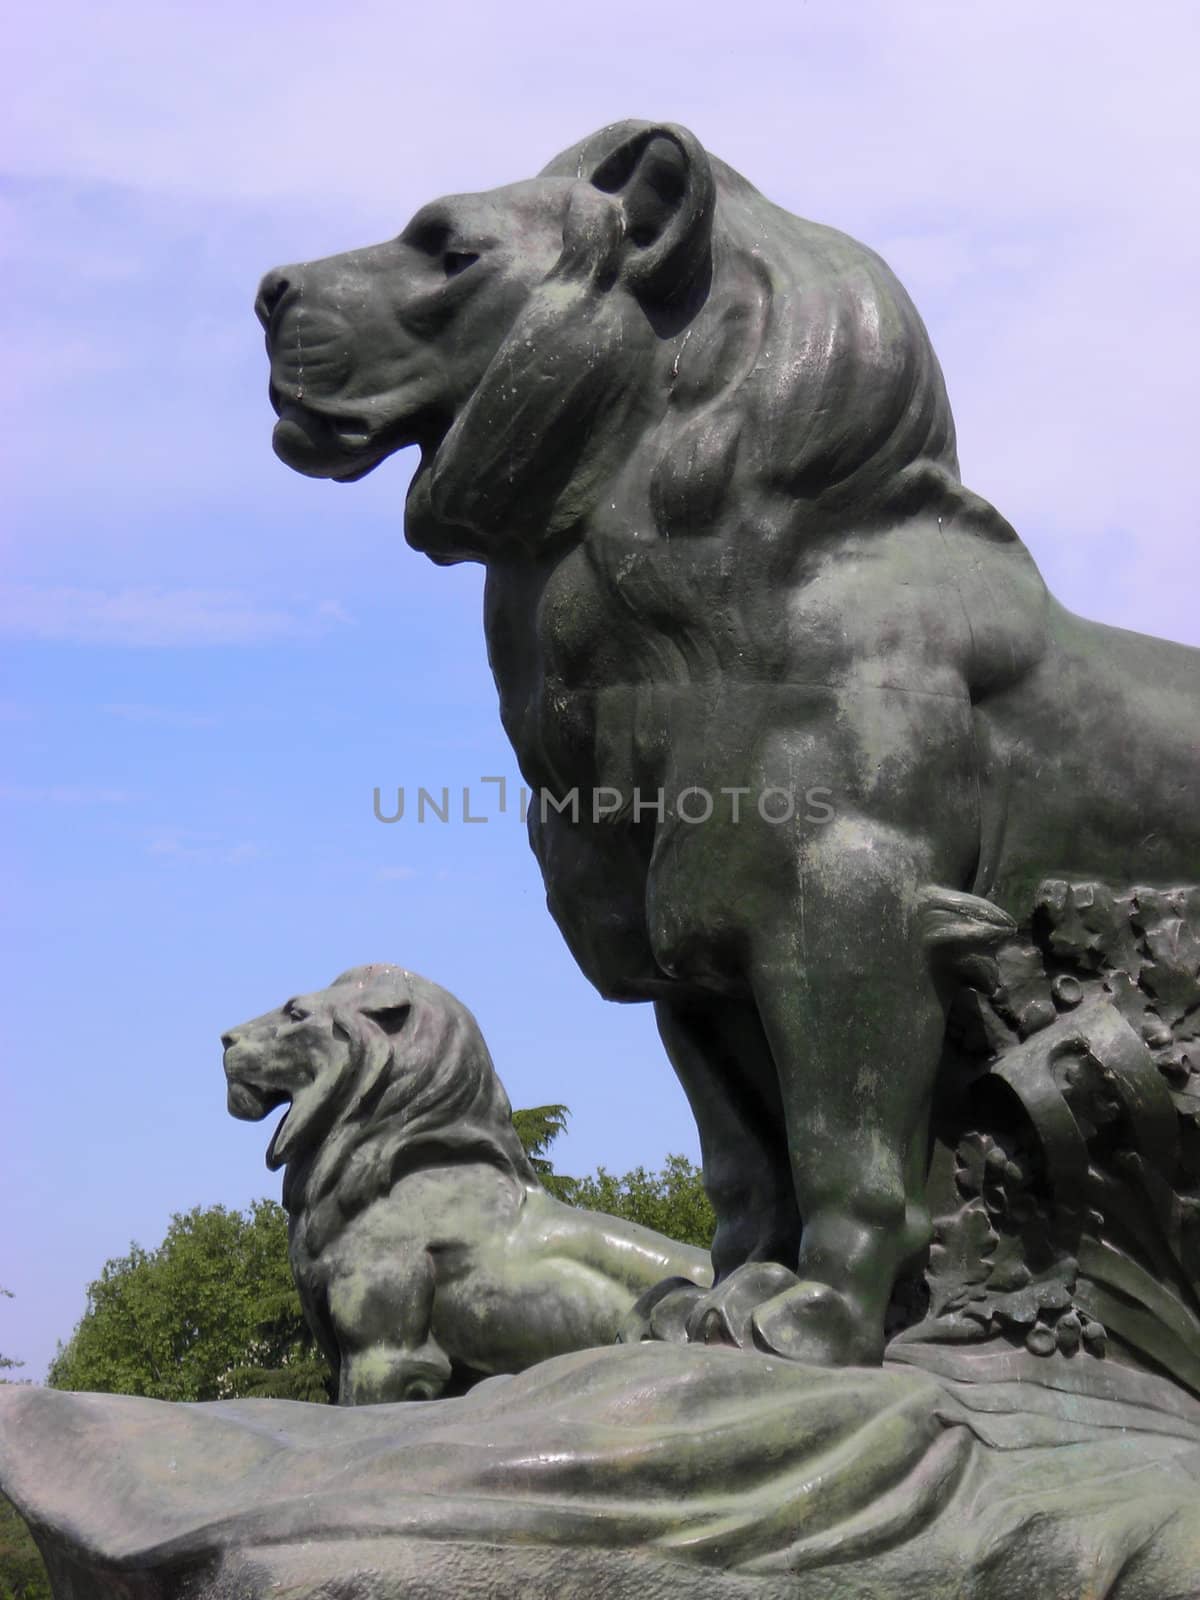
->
left=4, top=1341, right=1199, bottom=1599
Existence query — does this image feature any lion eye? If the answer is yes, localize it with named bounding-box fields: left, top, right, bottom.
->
left=284, top=1002, right=310, bottom=1023
left=442, top=250, right=479, bottom=279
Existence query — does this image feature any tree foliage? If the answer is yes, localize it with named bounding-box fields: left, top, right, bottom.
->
left=569, top=1156, right=715, bottom=1249
left=47, top=1201, right=329, bottom=1403
left=0, top=1495, right=51, bottom=1600
left=511, top=1103, right=579, bottom=1201
left=0, top=1289, right=21, bottom=1377
left=1, top=1290, right=50, bottom=1600
left=511, top=1103, right=570, bottom=1162
left=513, top=1109, right=715, bottom=1248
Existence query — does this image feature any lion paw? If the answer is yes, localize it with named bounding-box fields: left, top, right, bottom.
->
left=682, top=1262, right=801, bottom=1349
left=616, top=1276, right=707, bottom=1345
left=749, top=1280, right=881, bottom=1366
left=620, top=1265, right=884, bottom=1366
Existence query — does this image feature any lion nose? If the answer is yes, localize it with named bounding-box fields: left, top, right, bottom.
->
left=220, top=1031, right=239, bottom=1051
left=255, top=268, right=293, bottom=329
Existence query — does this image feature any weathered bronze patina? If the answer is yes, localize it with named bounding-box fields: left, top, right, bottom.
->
left=255, top=119, right=1200, bottom=1369
left=3, top=120, right=1197, bottom=1600
left=222, top=962, right=710, bottom=1402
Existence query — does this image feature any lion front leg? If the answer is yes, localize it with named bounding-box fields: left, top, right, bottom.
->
left=328, top=1251, right=452, bottom=1404
left=731, top=824, right=948, bottom=1367
left=339, top=1341, right=453, bottom=1405
left=642, top=813, right=953, bottom=1366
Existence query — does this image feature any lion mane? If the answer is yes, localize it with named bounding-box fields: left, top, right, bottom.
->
left=249, top=965, right=538, bottom=1254
left=399, top=119, right=1019, bottom=689
left=544, top=122, right=962, bottom=521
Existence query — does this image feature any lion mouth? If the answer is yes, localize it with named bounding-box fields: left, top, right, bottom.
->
left=227, top=1080, right=296, bottom=1171
left=226, top=1078, right=291, bottom=1124
left=270, top=403, right=401, bottom=482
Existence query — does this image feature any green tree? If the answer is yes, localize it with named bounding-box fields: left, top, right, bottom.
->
left=570, top=1156, right=715, bottom=1249
left=1, top=1290, right=50, bottom=1600
left=0, top=1288, right=21, bottom=1378
left=511, top=1103, right=578, bottom=1200
left=0, top=1495, right=51, bottom=1600
left=512, top=1108, right=715, bottom=1250
left=47, top=1201, right=330, bottom=1403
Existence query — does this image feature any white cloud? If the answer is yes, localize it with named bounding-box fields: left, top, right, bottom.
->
left=0, top=586, right=352, bottom=647
left=0, top=784, right=131, bottom=805
left=145, top=828, right=261, bottom=864
left=2, top=4, right=1192, bottom=223
left=315, top=600, right=355, bottom=626
left=1, top=1, right=1195, bottom=643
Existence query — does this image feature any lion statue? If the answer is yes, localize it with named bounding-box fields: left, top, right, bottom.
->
left=256, top=121, right=1199, bottom=1369
left=222, top=962, right=711, bottom=1403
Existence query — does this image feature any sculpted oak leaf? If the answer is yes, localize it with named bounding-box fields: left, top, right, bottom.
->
left=982, top=1230, right=1032, bottom=1295
left=990, top=942, right=1057, bottom=1038
left=1039, top=882, right=1142, bottom=979
left=908, top=1308, right=996, bottom=1343
left=926, top=1198, right=997, bottom=1319
left=1155, top=1044, right=1193, bottom=1088
left=1104, top=970, right=1156, bottom=1035
left=989, top=1265, right=1076, bottom=1333
left=1138, top=913, right=1200, bottom=1023
left=954, top=1132, right=995, bottom=1199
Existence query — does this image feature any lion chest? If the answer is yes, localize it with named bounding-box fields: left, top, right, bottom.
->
left=483, top=551, right=675, bottom=794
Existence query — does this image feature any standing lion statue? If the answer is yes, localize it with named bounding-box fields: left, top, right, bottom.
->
left=223, top=963, right=711, bottom=1403
left=256, top=121, right=1199, bottom=1369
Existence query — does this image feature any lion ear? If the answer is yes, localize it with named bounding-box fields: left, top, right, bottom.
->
left=589, top=123, right=714, bottom=305
left=362, top=1002, right=410, bottom=1037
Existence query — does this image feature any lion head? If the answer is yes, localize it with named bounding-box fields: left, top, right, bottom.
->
left=222, top=964, right=536, bottom=1237
left=259, top=120, right=1014, bottom=574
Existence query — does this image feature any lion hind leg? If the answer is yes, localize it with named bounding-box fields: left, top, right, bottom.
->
left=654, top=993, right=801, bottom=1281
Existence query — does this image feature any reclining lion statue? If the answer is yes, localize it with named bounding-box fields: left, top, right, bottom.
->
left=256, top=120, right=1199, bottom=1368
left=222, top=962, right=711, bottom=1402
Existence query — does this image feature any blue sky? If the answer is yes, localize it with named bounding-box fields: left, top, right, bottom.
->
left=2, top=1, right=1197, bottom=1380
